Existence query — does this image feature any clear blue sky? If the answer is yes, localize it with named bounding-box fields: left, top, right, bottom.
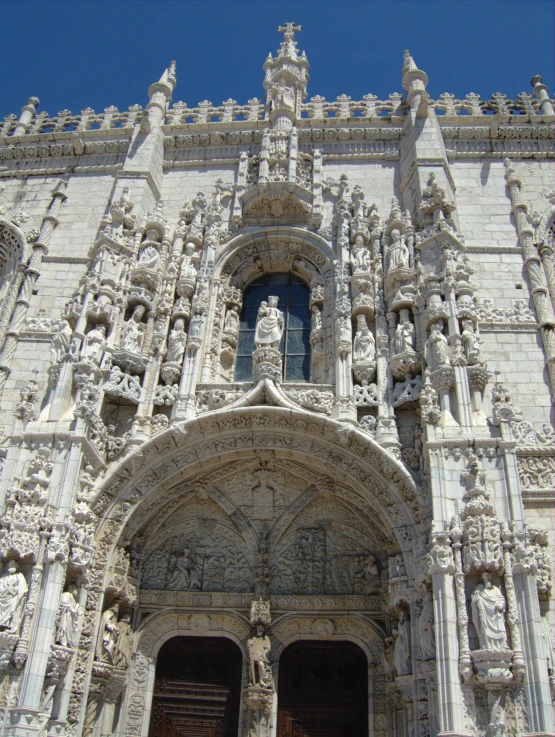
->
left=2, top=0, right=554, bottom=119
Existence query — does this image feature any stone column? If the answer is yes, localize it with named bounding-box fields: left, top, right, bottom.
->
left=0, top=178, right=68, bottom=397
left=505, top=159, right=555, bottom=396
left=428, top=524, right=470, bottom=737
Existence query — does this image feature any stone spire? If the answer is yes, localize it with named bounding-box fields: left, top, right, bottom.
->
left=263, top=22, right=309, bottom=124
left=402, top=50, right=429, bottom=113
left=145, top=61, right=177, bottom=129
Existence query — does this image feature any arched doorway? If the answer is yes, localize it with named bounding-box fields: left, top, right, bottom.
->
left=147, top=636, right=242, bottom=737
left=277, top=641, right=369, bottom=736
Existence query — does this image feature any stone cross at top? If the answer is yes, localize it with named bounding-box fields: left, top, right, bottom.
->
left=278, top=22, right=301, bottom=40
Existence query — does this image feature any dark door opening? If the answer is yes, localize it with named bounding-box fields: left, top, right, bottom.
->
left=278, top=640, right=368, bottom=737
left=147, top=636, right=242, bottom=737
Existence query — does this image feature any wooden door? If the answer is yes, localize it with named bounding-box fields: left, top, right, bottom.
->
left=277, top=641, right=368, bottom=737
left=147, top=636, right=242, bottom=737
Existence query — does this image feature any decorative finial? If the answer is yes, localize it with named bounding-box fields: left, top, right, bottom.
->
left=278, top=22, right=301, bottom=40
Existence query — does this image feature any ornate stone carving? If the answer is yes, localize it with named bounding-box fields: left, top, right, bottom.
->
left=471, top=573, right=509, bottom=652
left=0, top=561, right=28, bottom=635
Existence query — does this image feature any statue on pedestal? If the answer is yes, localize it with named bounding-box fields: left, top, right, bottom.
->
left=0, top=561, right=28, bottom=635
left=471, top=573, right=508, bottom=651
left=255, top=297, right=284, bottom=349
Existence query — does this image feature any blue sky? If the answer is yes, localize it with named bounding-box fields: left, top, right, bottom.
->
left=2, top=0, right=554, bottom=119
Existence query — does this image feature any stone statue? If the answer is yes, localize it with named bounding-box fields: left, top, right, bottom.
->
left=271, top=77, right=295, bottom=112
left=383, top=636, right=395, bottom=682
left=461, top=319, right=482, bottom=365
left=180, top=244, right=199, bottom=280
left=95, top=603, right=119, bottom=664
left=255, top=297, right=284, bottom=349
left=471, top=573, right=508, bottom=651
left=50, top=320, right=72, bottom=364
left=393, top=610, right=412, bottom=676
left=394, top=314, right=415, bottom=354
left=55, top=584, right=81, bottom=649
left=55, top=585, right=81, bottom=647
left=353, top=314, right=376, bottom=362
left=0, top=561, right=28, bottom=634
left=166, top=318, right=187, bottom=364
left=247, top=625, right=272, bottom=687
left=417, top=591, right=435, bottom=660
left=311, top=304, right=322, bottom=332
left=351, top=242, right=370, bottom=273
left=425, top=321, right=449, bottom=371
left=224, top=305, right=239, bottom=335
left=168, top=546, right=202, bottom=590
left=122, top=305, right=146, bottom=354
left=356, top=553, right=380, bottom=593
left=113, top=613, right=133, bottom=669
left=388, top=228, right=409, bottom=271
left=81, top=324, right=106, bottom=365
left=138, top=243, right=160, bottom=272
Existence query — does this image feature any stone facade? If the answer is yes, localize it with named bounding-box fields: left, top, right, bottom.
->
left=0, top=22, right=553, bottom=737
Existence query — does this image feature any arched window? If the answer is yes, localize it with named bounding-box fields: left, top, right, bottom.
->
left=235, top=273, right=311, bottom=382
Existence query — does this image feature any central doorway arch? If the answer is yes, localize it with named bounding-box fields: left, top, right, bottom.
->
left=277, top=640, right=369, bottom=736
left=147, top=636, right=242, bottom=737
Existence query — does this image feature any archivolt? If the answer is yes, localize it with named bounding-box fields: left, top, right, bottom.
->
left=93, top=407, right=424, bottom=580
left=215, top=226, right=335, bottom=288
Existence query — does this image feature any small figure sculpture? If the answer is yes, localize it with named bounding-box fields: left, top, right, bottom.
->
left=417, top=590, right=436, bottom=661
left=351, top=238, right=370, bottom=273
left=394, top=313, right=415, bottom=354
left=255, top=297, right=284, bottom=349
left=122, top=306, right=146, bottom=354
left=113, top=613, right=133, bottom=669
left=383, top=636, right=396, bottom=682
left=168, top=546, right=201, bottom=590
left=356, top=553, right=380, bottom=593
left=180, top=244, right=199, bottom=280
left=0, top=561, right=28, bottom=634
left=81, top=324, right=106, bottom=366
left=393, top=610, right=412, bottom=676
left=425, top=321, right=449, bottom=371
left=224, top=305, right=240, bottom=335
left=55, top=584, right=81, bottom=649
left=50, top=320, right=72, bottom=364
left=165, top=319, right=187, bottom=364
left=353, top=314, right=376, bottom=362
left=388, top=229, right=410, bottom=271
left=461, top=319, right=482, bottom=365
left=138, top=243, right=160, bottom=272
left=271, top=77, right=295, bottom=112
left=471, top=573, right=508, bottom=651
left=247, top=625, right=272, bottom=688
left=95, top=603, right=119, bottom=664
left=311, top=304, right=322, bottom=332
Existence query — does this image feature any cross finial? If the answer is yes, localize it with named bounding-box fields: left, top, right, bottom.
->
left=278, top=22, right=301, bottom=40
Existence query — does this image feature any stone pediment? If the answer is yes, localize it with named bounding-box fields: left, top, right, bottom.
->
left=242, top=181, right=313, bottom=226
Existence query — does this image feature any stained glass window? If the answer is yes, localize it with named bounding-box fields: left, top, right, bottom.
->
left=235, top=273, right=311, bottom=382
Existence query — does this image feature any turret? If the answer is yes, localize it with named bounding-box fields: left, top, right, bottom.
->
left=144, top=61, right=177, bottom=129
left=402, top=50, right=428, bottom=113
left=531, top=74, right=555, bottom=116
left=13, top=96, right=40, bottom=136
left=263, top=22, right=309, bottom=126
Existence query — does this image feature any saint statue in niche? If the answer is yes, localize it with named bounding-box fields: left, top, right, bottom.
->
left=271, top=77, right=295, bottom=112
left=255, top=296, right=284, bottom=349
left=471, top=573, right=508, bottom=651
left=0, top=561, right=28, bottom=634
left=425, top=321, right=449, bottom=371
